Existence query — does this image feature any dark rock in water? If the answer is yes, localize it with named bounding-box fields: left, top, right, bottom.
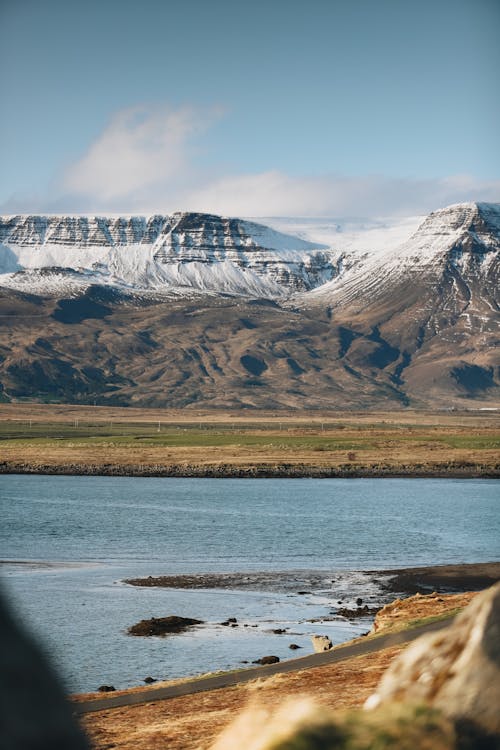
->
left=253, top=655, right=280, bottom=665
left=272, top=628, right=287, bottom=634
left=128, top=615, right=204, bottom=636
left=97, top=685, right=116, bottom=693
left=337, top=605, right=379, bottom=618
left=356, top=597, right=363, bottom=606
left=227, top=617, right=238, bottom=623
left=297, top=591, right=310, bottom=595
left=289, top=643, right=301, bottom=650
left=144, top=676, right=156, bottom=684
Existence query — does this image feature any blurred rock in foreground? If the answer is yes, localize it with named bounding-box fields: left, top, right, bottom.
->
left=366, top=581, right=500, bottom=736
left=0, top=586, right=89, bottom=750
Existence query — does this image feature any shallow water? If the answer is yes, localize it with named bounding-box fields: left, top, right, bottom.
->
left=1, top=476, right=498, bottom=692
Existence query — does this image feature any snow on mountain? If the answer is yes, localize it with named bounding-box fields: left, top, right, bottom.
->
left=304, top=202, right=500, bottom=309
left=0, top=212, right=340, bottom=297
left=0, top=204, right=498, bottom=304
left=259, top=214, right=424, bottom=254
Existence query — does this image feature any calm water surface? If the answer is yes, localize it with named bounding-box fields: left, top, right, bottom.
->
left=1, top=476, right=499, bottom=691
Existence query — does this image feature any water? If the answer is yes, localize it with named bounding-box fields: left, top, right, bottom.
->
left=1, top=476, right=498, bottom=692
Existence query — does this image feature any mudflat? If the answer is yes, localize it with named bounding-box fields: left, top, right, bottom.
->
left=122, top=562, right=500, bottom=597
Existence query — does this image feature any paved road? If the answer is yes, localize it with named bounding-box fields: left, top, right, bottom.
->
left=73, top=615, right=454, bottom=715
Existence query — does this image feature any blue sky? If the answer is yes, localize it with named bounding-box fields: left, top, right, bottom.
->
left=1, top=0, right=499, bottom=216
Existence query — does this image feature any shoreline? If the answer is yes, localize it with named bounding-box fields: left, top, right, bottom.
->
left=76, top=588, right=487, bottom=749
left=1, top=461, right=499, bottom=479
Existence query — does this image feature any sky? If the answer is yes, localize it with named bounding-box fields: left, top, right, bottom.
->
left=0, top=0, right=499, bottom=218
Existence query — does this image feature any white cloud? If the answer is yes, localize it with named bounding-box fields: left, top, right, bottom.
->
left=3, top=103, right=499, bottom=218
left=62, top=103, right=222, bottom=204
left=185, top=172, right=500, bottom=218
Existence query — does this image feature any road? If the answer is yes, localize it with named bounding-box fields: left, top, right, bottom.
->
left=73, top=616, right=453, bottom=715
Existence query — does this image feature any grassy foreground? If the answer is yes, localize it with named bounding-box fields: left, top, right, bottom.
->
left=0, top=403, right=499, bottom=477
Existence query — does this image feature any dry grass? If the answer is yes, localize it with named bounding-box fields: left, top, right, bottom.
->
left=368, top=591, right=476, bottom=635
left=2, top=403, right=499, bottom=427
left=80, top=648, right=405, bottom=750
left=1, top=404, right=499, bottom=475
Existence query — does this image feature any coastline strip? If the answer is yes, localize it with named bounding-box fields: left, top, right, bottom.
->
left=72, top=616, right=454, bottom=716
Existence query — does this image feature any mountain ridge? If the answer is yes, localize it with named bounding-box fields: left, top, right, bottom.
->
left=0, top=211, right=339, bottom=298
left=0, top=202, right=498, bottom=410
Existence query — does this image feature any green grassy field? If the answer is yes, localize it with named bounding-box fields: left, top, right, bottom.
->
left=1, top=421, right=499, bottom=451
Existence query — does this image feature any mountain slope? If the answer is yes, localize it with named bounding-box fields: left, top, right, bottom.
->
left=0, top=203, right=498, bottom=409
left=302, top=203, right=499, bottom=405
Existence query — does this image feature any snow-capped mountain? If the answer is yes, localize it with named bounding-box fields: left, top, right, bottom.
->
left=302, top=202, right=500, bottom=408
left=306, top=202, right=500, bottom=311
left=0, top=202, right=498, bottom=410
left=0, top=212, right=340, bottom=297
left=2, top=204, right=497, bottom=306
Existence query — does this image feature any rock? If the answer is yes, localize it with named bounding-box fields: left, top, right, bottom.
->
left=311, top=635, right=332, bottom=652
left=97, top=685, right=116, bottom=693
left=337, top=604, right=379, bottom=618
left=143, top=676, right=156, bottom=684
left=220, top=617, right=238, bottom=626
left=289, top=643, right=301, bottom=650
left=365, top=582, right=500, bottom=736
left=297, top=591, right=310, bottom=595
left=210, top=698, right=456, bottom=750
left=272, top=628, right=287, bottom=634
left=0, top=587, right=89, bottom=749
left=253, top=655, right=280, bottom=665
left=128, top=615, right=204, bottom=636
left=356, top=597, right=363, bottom=606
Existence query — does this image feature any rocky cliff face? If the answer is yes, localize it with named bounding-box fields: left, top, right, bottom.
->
left=0, top=214, right=168, bottom=246
left=151, top=213, right=337, bottom=292
left=0, top=211, right=339, bottom=297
